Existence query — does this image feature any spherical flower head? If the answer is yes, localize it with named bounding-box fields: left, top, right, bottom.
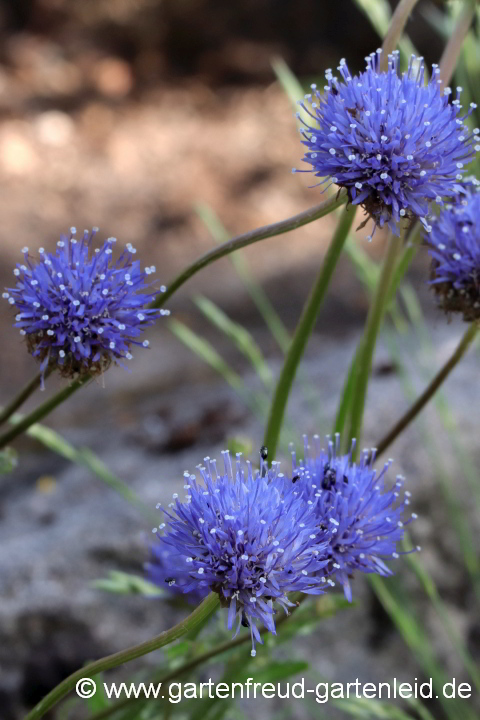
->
left=3, top=228, right=169, bottom=387
left=294, top=51, right=478, bottom=238
left=289, top=435, right=417, bottom=602
left=427, top=179, right=480, bottom=321
left=150, top=450, right=331, bottom=657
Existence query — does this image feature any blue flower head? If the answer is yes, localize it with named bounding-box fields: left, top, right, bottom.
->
left=3, top=228, right=168, bottom=387
left=150, top=450, right=332, bottom=657
left=427, top=179, right=480, bottom=320
left=290, top=435, right=417, bottom=602
left=293, top=51, right=478, bottom=239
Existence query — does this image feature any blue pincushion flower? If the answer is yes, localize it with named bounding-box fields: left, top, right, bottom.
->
left=149, top=450, right=332, bottom=656
left=290, top=435, right=417, bottom=602
left=427, top=179, right=480, bottom=320
left=294, top=50, right=478, bottom=238
left=2, top=228, right=168, bottom=387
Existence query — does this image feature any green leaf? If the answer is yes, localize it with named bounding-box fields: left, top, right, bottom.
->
left=331, top=695, right=418, bottom=720
left=167, top=640, right=193, bottom=661
left=352, top=0, right=419, bottom=67
left=195, top=202, right=291, bottom=353
left=237, top=660, right=309, bottom=684
left=0, top=447, right=18, bottom=474
left=271, top=57, right=305, bottom=107
left=23, top=422, right=155, bottom=522
left=86, top=673, right=110, bottom=713
left=195, top=295, right=273, bottom=387
left=168, top=318, right=268, bottom=418
left=226, top=436, right=253, bottom=457
left=369, top=575, right=476, bottom=720
left=405, top=546, right=480, bottom=694
left=92, top=571, right=163, bottom=597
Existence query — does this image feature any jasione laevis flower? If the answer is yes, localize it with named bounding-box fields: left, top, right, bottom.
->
left=293, top=50, right=478, bottom=239
left=288, top=435, right=418, bottom=602
left=149, top=438, right=416, bottom=652
left=149, top=450, right=332, bottom=657
left=2, top=228, right=168, bottom=387
left=427, top=179, right=480, bottom=321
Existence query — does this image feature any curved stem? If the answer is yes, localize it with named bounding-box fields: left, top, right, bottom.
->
left=0, top=369, right=49, bottom=427
left=263, top=204, right=356, bottom=460
left=151, top=191, right=347, bottom=309
left=439, top=0, right=477, bottom=87
left=380, top=0, right=421, bottom=69
left=347, top=231, right=403, bottom=454
left=375, top=322, right=478, bottom=457
left=0, top=375, right=91, bottom=451
left=24, top=592, right=220, bottom=720
left=89, top=594, right=306, bottom=720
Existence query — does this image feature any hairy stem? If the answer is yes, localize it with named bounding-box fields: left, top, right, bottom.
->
left=24, top=593, right=220, bottom=720
left=151, top=191, right=347, bottom=309
left=0, top=375, right=91, bottom=451
left=375, top=322, right=478, bottom=457
left=439, top=0, right=478, bottom=87
left=347, top=231, right=402, bottom=452
left=263, top=204, right=356, bottom=460
left=380, top=0, right=421, bottom=68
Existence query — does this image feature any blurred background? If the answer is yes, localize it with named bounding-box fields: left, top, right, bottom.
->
left=1, top=1, right=480, bottom=719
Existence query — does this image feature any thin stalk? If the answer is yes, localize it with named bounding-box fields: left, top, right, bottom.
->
left=263, top=204, right=356, bottom=460
left=375, top=322, right=478, bottom=457
left=0, top=376, right=90, bottom=450
left=333, top=223, right=422, bottom=446
left=347, top=231, right=402, bottom=452
left=24, top=593, right=220, bottom=720
left=88, top=595, right=306, bottom=720
left=151, top=191, right=347, bottom=309
left=333, top=343, right=361, bottom=440
left=0, top=369, right=49, bottom=427
left=381, top=0, right=421, bottom=67
left=386, top=221, right=422, bottom=306
left=439, top=0, right=478, bottom=87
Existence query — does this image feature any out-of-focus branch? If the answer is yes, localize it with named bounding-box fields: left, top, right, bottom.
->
left=439, top=0, right=478, bottom=86
left=381, top=0, right=421, bottom=68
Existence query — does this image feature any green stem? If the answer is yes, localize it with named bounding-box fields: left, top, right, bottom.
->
left=347, top=231, right=402, bottom=452
left=24, top=593, right=220, bottom=720
left=0, top=375, right=91, bottom=450
left=380, top=0, right=421, bottom=68
left=151, top=191, right=347, bottom=309
left=0, top=369, right=49, bottom=427
left=263, top=204, right=356, bottom=459
left=439, top=0, right=478, bottom=87
left=334, top=222, right=422, bottom=448
left=89, top=595, right=305, bottom=720
left=333, top=342, right=361, bottom=440
left=375, top=322, right=478, bottom=457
